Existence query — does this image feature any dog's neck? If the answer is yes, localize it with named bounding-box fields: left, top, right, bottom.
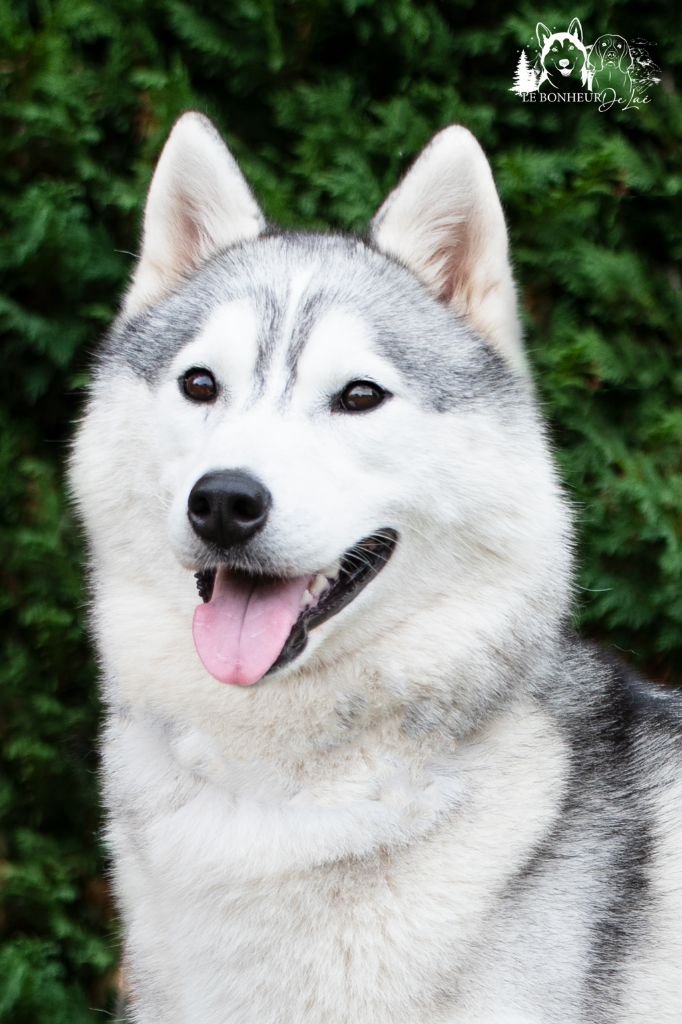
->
left=103, top=589, right=568, bottom=787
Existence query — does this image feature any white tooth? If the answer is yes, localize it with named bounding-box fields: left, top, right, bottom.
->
left=310, top=574, right=329, bottom=597
left=300, top=589, right=314, bottom=609
left=322, top=559, right=341, bottom=581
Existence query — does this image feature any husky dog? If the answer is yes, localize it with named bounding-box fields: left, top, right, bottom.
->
left=70, top=113, right=682, bottom=1023
left=537, top=19, right=591, bottom=92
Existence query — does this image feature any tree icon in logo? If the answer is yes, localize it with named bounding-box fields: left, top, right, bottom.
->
left=511, top=50, right=539, bottom=93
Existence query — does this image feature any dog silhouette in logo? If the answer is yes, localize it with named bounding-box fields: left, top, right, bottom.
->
left=590, top=34, right=633, bottom=102
left=536, top=19, right=590, bottom=92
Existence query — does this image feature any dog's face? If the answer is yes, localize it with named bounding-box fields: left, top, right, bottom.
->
left=71, top=116, right=571, bottom=700
left=592, top=34, right=631, bottom=72
left=105, top=239, right=528, bottom=688
left=537, top=20, right=588, bottom=79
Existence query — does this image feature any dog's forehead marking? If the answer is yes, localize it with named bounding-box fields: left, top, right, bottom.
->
left=257, top=264, right=320, bottom=405
left=282, top=287, right=330, bottom=397
left=251, top=286, right=283, bottom=396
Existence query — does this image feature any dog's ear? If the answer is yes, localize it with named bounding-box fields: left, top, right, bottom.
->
left=371, top=126, right=525, bottom=375
left=568, top=17, right=583, bottom=42
left=590, top=37, right=603, bottom=69
left=123, top=112, right=265, bottom=317
left=536, top=22, right=551, bottom=48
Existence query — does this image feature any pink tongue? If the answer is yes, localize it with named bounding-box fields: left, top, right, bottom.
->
left=192, top=568, right=312, bottom=686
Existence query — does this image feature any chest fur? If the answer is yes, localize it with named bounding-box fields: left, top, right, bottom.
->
left=104, top=709, right=566, bottom=1023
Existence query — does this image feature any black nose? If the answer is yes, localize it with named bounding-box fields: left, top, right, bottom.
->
left=187, top=470, right=272, bottom=547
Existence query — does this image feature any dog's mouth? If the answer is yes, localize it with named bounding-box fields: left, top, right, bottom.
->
left=558, top=66, right=573, bottom=76
left=191, top=529, right=398, bottom=686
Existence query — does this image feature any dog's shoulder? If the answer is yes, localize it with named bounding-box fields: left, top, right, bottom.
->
left=539, top=637, right=682, bottom=791
left=588, top=645, right=682, bottom=741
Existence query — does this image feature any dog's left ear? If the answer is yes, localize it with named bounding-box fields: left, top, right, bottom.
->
left=568, top=17, right=583, bottom=41
left=123, top=112, right=265, bottom=317
left=371, top=127, right=525, bottom=375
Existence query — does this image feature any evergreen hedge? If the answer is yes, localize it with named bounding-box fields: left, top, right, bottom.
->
left=1, top=1, right=680, bottom=1018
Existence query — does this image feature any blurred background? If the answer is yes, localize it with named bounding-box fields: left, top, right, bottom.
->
left=1, top=0, right=680, bottom=1019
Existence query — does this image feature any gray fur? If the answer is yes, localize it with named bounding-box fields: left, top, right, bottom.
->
left=251, top=285, right=284, bottom=397
left=100, top=232, right=522, bottom=413
left=283, top=287, right=333, bottom=400
left=503, top=645, right=660, bottom=1020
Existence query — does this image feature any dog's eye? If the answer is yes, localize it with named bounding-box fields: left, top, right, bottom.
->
left=180, top=368, right=218, bottom=403
left=334, top=381, right=390, bottom=414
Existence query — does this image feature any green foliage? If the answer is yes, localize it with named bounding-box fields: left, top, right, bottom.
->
left=1, top=0, right=680, bottom=1017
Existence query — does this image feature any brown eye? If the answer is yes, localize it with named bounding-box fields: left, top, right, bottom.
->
left=334, top=381, right=390, bottom=414
left=180, top=368, right=217, bottom=402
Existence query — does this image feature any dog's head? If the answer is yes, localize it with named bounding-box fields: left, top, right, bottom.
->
left=71, top=115, right=571, bottom=705
left=591, top=34, right=632, bottom=73
left=536, top=19, right=588, bottom=80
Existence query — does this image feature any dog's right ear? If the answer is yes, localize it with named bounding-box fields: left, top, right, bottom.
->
left=123, top=113, right=265, bottom=317
left=536, top=22, right=551, bottom=48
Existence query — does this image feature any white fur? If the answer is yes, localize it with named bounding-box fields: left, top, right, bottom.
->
left=103, top=700, right=570, bottom=1022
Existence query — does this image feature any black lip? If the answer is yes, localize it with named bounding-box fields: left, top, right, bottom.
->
left=194, top=529, right=398, bottom=676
